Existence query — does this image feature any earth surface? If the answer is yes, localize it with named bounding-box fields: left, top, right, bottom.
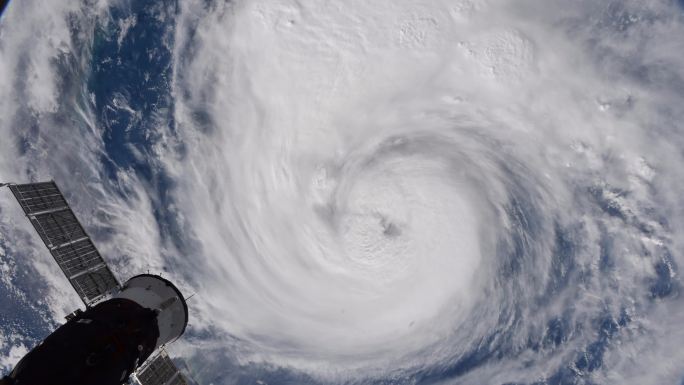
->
left=2, top=1, right=684, bottom=384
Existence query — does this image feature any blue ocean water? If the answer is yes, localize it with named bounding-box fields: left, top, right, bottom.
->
left=90, top=1, right=197, bottom=283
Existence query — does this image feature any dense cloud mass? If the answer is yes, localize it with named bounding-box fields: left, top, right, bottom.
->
left=2, top=0, right=684, bottom=384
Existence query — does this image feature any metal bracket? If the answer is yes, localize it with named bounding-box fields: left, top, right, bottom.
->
left=64, top=309, right=84, bottom=322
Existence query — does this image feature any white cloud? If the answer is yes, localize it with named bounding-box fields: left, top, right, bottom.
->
left=0, top=332, right=29, bottom=374
left=2, top=0, right=684, bottom=383
left=167, top=0, right=684, bottom=381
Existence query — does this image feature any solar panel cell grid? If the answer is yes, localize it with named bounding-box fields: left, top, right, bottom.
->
left=51, top=238, right=102, bottom=278
left=7, top=181, right=120, bottom=305
left=71, top=265, right=119, bottom=302
left=137, top=353, right=177, bottom=385
left=31, top=209, right=87, bottom=247
left=9, top=182, right=68, bottom=214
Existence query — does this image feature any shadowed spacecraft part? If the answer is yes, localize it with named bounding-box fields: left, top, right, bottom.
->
left=0, top=0, right=9, bottom=19
left=0, top=181, right=190, bottom=385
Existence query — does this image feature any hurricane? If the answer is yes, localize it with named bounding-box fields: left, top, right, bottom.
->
left=2, top=0, right=684, bottom=384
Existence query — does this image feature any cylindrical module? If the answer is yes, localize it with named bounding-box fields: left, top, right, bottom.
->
left=2, top=274, right=188, bottom=385
left=114, top=274, right=189, bottom=349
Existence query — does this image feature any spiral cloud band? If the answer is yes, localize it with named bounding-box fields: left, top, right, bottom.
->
left=1, top=0, right=684, bottom=384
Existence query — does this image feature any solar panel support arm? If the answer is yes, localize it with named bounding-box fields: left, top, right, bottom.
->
left=28, top=205, right=71, bottom=217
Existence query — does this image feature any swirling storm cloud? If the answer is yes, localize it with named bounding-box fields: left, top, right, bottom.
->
left=1, top=0, right=684, bottom=384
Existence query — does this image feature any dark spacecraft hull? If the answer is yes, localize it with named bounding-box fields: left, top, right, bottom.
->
left=2, top=298, right=159, bottom=385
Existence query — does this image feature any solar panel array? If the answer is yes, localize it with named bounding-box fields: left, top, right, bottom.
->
left=8, top=182, right=67, bottom=214
left=8, top=181, right=120, bottom=305
left=31, top=209, right=87, bottom=247
left=135, top=351, right=188, bottom=385
left=7, top=181, right=191, bottom=385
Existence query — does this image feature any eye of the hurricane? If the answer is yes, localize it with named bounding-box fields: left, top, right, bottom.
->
left=264, top=141, right=489, bottom=358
